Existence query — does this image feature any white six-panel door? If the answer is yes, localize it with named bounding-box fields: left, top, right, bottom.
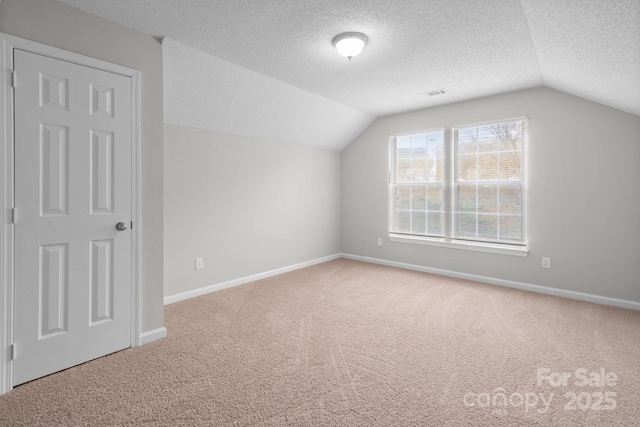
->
left=13, top=48, right=133, bottom=386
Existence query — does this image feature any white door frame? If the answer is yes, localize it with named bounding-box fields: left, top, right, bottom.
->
left=0, top=33, right=141, bottom=395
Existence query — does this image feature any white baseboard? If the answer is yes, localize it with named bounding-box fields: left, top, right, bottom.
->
left=139, top=327, right=167, bottom=346
left=164, top=254, right=342, bottom=305
left=341, top=253, right=640, bottom=311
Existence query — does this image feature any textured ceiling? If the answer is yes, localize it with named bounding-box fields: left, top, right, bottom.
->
left=57, top=0, right=640, bottom=151
left=163, top=38, right=375, bottom=151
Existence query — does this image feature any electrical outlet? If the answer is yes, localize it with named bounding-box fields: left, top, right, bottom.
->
left=542, top=257, right=551, bottom=269
left=377, top=238, right=382, bottom=247
left=361, top=236, right=366, bottom=245
left=195, top=257, right=204, bottom=270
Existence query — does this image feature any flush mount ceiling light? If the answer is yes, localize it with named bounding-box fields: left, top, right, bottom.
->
left=332, top=32, right=368, bottom=61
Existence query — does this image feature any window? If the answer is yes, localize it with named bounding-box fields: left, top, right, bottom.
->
left=391, top=131, right=445, bottom=237
left=390, top=119, right=526, bottom=254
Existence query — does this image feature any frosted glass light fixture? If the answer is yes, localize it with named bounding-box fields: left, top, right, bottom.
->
left=332, top=32, right=368, bottom=61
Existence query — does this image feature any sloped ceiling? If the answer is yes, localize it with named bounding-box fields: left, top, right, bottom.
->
left=57, top=0, right=640, bottom=151
left=163, top=39, right=375, bottom=151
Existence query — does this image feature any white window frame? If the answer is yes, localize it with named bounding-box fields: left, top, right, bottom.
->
left=388, top=129, right=447, bottom=239
left=389, top=118, right=528, bottom=257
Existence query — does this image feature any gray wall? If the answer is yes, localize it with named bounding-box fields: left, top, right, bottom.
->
left=0, top=0, right=165, bottom=332
left=164, top=124, right=341, bottom=298
left=342, top=87, right=640, bottom=303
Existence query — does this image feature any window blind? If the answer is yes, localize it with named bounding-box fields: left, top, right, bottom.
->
left=391, top=131, right=445, bottom=237
left=453, top=120, right=525, bottom=245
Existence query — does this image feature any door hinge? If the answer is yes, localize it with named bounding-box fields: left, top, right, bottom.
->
left=11, top=70, right=17, bottom=88
left=11, top=208, right=17, bottom=224
left=10, top=344, right=16, bottom=361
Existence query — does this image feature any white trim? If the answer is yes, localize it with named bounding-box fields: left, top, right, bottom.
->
left=130, top=65, right=142, bottom=348
left=164, top=254, right=342, bottom=305
left=139, top=327, right=167, bottom=346
left=389, top=126, right=446, bottom=138
left=0, top=34, right=16, bottom=396
left=450, top=116, right=529, bottom=132
left=2, top=34, right=139, bottom=78
left=389, top=234, right=528, bottom=257
left=341, top=253, right=640, bottom=311
left=0, top=33, right=142, bottom=395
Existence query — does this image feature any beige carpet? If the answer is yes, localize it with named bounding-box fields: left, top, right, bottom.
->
left=1, top=259, right=639, bottom=426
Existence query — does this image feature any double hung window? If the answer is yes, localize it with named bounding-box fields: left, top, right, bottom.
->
left=391, top=131, right=445, bottom=237
left=390, top=119, right=526, bottom=253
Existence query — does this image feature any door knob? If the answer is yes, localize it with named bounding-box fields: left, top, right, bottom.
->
left=115, top=222, right=128, bottom=231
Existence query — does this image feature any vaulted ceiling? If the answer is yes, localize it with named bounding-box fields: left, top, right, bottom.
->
left=57, top=0, right=640, bottom=151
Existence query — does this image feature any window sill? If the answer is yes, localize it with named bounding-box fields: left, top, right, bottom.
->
left=388, top=234, right=528, bottom=257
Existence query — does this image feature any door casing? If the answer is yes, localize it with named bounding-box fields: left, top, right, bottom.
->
left=0, top=32, right=141, bottom=395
